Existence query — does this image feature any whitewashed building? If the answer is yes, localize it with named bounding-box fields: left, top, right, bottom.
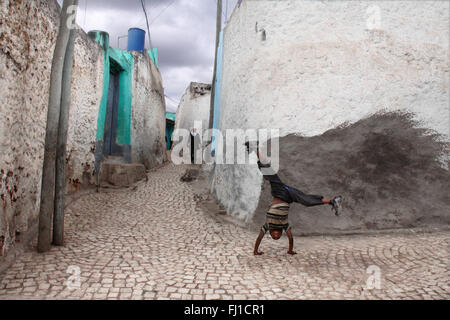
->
left=210, top=0, right=449, bottom=233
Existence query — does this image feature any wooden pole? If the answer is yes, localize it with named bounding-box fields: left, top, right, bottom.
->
left=38, top=0, right=77, bottom=253
left=140, top=0, right=153, bottom=50
left=53, top=25, right=77, bottom=246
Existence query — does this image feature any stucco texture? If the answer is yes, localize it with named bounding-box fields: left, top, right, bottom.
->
left=130, top=52, right=167, bottom=169
left=252, top=113, right=450, bottom=235
left=66, top=31, right=104, bottom=193
left=211, top=0, right=450, bottom=231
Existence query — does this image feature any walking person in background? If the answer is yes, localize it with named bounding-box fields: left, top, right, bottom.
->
left=190, top=128, right=200, bottom=164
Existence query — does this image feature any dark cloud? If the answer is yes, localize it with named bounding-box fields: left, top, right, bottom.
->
left=60, top=0, right=239, bottom=112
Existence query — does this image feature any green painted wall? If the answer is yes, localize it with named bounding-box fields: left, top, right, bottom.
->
left=166, top=112, right=176, bottom=149
left=147, top=48, right=158, bottom=67
left=89, top=31, right=133, bottom=146
left=89, top=31, right=160, bottom=149
left=88, top=31, right=110, bottom=142
left=109, top=48, right=133, bottom=146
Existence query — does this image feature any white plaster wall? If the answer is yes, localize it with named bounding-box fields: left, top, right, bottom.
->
left=66, top=30, right=104, bottom=192
left=175, top=83, right=211, bottom=134
left=131, top=52, right=167, bottom=169
left=212, top=0, right=449, bottom=221
left=0, top=0, right=104, bottom=256
left=220, top=0, right=449, bottom=137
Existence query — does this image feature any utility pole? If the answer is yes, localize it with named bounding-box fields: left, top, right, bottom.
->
left=140, top=0, right=153, bottom=50
left=53, top=25, right=77, bottom=246
left=38, top=0, right=77, bottom=253
left=208, top=0, right=222, bottom=130
left=225, top=0, right=228, bottom=24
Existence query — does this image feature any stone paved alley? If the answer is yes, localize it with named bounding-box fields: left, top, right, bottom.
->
left=0, top=164, right=448, bottom=300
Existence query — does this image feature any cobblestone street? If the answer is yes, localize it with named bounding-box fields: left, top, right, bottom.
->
left=0, top=164, right=448, bottom=300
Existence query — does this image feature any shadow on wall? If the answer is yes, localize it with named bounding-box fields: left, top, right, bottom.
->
left=252, top=112, right=450, bottom=235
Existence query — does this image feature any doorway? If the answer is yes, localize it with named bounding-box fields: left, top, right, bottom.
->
left=103, top=60, right=123, bottom=157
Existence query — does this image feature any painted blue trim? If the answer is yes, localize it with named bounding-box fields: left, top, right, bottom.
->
left=212, top=30, right=224, bottom=156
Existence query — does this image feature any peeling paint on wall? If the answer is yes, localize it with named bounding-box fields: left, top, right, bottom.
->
left=110, top=48, right=133, bottom=146
left=89, top=31, right=134, bottom=169
left=89, top=31, right=111, bottom=142
left=90, top=31, right=166, bottom=171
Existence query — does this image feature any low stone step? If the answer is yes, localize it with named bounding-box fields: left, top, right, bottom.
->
left=98, top=162, right=147, bottom=188
left=103, top=156, right=127, bottom=164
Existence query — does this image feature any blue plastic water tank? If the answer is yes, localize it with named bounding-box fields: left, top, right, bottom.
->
left=127, top=28, right=146, bottom=52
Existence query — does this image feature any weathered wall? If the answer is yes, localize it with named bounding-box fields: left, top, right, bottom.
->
left=66, top=31, right=104, bottom=193
left=253, top=113, right=450, bottom=235
left=0, top=0, right=103, bottom=257
left=1, top=0, right=59, bottom=257
left=131, top=52, right=167, bottom=169
left=175, top=82, right=212, bottom=133
left=212, top=0, right=449, bottom=230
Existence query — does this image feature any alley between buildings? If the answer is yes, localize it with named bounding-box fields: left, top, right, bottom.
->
left=0, top=163, right=448, bottom=300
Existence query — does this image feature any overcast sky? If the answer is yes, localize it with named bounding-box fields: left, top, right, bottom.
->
left=65, top=0, right=239, bottom=112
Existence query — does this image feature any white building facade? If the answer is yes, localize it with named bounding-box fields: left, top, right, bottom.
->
left=211, top=0, right=449, bottom=232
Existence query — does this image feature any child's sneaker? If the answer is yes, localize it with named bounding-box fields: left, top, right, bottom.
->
left=331, top=196, right=343, bottom=216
